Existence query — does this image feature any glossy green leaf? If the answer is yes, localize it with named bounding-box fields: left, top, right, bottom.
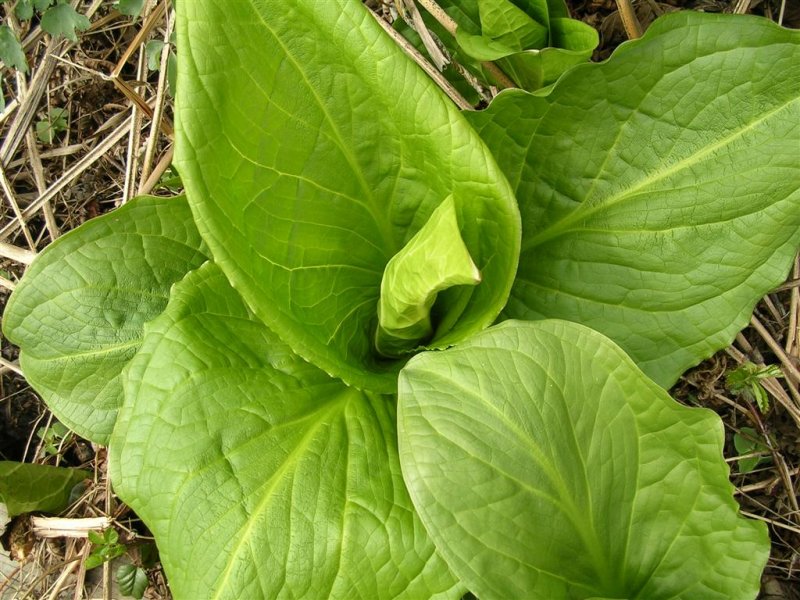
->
left=544, top=0, right=570, bottom=19
left=398, top=320, right=769, bottom=599
left=466, top=12, right=800, bottom=386
left=175, top=0, right=520, bottom=393
left=3, top=196, right=208, bottom=443
left=110, top=263, right=460, bottom=599
left=376, top=196, right=481, bottom=357
left=117, top=564, right=149, bottom=599
left=0, top=461, right=88, bottom=517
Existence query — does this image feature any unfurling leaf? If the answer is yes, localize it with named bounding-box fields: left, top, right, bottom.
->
left=376, top=196, right=481, bottom=357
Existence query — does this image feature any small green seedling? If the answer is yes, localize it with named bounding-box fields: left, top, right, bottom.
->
left=85, top=528, right=126, bottom=570
left=0, top=1, right=89, bottom=77
left=144, top=32, right=177, bottom=94
left=727, top=362, right=783, bottom=413
left=36, top=421, right=70, bottom=458
left=155, top=164, right=182, bottom=191
left=733, top=427, right=771, bottom=474
left=35, top=107, right=68, bottom=144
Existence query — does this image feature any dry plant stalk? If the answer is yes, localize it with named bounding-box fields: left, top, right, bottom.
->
left=31, top=516, right=111, bottom=539
left=369, top=11, right=472, bottom=110
left=413, top=0, right=516, bottom=88
left=615, top=0, right=644, bottom=38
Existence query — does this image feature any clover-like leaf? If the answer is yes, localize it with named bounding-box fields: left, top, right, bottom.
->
left=14, top=0, right=53, bottom=21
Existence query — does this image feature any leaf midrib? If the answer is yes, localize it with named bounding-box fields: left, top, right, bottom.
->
left=412, top=361, right=614, bottom=584
left=209, top=392, right=350, bottom=600
left=245, top=0, right=396, bottom=255
left=522, top=95, right=800, bottom=252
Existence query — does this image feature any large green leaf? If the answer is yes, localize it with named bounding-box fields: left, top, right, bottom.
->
left=398, top=320, right=769, bottom=599
left=110, top=262, right=460, bottom=599
left=174, top=0, right=520, bottom=393
left=466, top=12, right=800, bottom=387
left=3, top=196, right=208, bottom=443
left=0, top=461, right=88, bottom=518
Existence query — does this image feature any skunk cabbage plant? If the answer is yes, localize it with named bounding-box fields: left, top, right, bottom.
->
left=4, top=1, right=799, bottom=598
left=448, top=0, right=600, bottom=89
